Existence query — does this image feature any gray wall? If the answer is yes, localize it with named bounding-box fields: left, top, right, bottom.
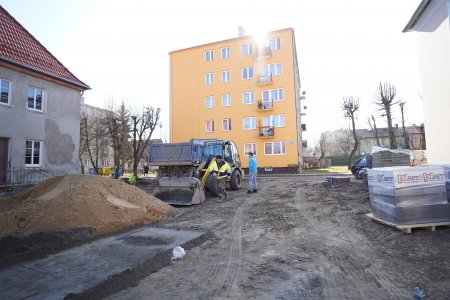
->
left=0, top=66, right=81, bottom=175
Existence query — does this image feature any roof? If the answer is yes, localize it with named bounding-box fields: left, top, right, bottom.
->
left=0, top=5, right=90, bottom=90
left=169, top=28, right=294, bottom=55
left=403, top=0, right=432, bottom=32
left=356, top=125, right=423, bottom=139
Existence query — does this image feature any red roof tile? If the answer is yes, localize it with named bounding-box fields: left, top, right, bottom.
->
left=0, top=6, right=90, bottom=90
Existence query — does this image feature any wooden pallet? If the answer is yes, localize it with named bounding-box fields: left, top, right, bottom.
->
left=326, top=176, right=351, bottom=184
left=366, top=213, right=450, bottom=233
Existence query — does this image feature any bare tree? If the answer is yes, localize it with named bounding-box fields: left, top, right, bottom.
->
left=313, top=132, right=329, bottom=168
left=374, top=82, right=399, bottom=149
left=367, top=115, right=381, bottom=146
left=399, top=100, right=409, bottom=149
left=105, top=102, right=131, bottom=179
left=79, top=107, right=109, bottom=175
left=342, top=96, right=360, bottom=170
left=130, top=106, right=161, bottom=176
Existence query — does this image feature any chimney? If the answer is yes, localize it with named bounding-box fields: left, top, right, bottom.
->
left=395, top=124, right=398, bottom=128
left=238, top=26, right=245, bottom=37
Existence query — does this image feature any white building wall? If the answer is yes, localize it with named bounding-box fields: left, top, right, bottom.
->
left=415, top=0, right=450, bottom=163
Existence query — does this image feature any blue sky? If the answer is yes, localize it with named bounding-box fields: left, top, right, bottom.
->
left=1, top=0, right=424, bottom=143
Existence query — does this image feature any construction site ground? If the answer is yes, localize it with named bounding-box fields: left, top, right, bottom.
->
left=2, top=175, right=450, bottom=299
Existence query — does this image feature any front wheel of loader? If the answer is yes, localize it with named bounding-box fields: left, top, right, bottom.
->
left=229, top=170, right=241, bottom=190
left=206, top=173, right=219, bottom=197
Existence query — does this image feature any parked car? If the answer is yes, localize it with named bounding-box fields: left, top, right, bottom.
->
left=351, top=157, right=366, bottom=179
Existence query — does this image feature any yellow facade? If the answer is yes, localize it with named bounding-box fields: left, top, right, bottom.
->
left=169, top=28, right=303, bottom=170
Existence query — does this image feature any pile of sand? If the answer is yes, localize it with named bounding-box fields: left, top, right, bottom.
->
left=0, top=175, right=175, bottom=237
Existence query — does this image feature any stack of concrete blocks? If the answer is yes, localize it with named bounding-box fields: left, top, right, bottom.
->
left=410, top=150, right=427, bottom=166
left=372, top=150, right=411, bottom=168
left=367, top=166, right=450, bottom=225
left=417, top=164, right=450, bottom=201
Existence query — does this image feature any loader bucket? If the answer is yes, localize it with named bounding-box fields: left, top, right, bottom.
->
left=154, top=177, right=205, bottom=205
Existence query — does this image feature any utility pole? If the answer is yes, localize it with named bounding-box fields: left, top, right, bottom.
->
left=131, top=115, right=137, bottom=176
left=399, top=100, right=409, bottom=149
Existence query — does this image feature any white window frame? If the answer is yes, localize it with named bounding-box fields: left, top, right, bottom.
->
left=221, top=70, right=231, bottom=83
left=221, top=47, right=230, bottom=59
left=222, top=118, right=231, bottom=131
left=243, top=117, right=256, bottom=130
left=261, top=63, right=283, bottom=76
left=205, top=96, right=214, bottom=108
left=27, top=86, right=45, bottom=112
left=205, top=73, right=214, bottom=85
left=205, top=50, right=214, bottom=62
left=102, top=159, right=108, bottom=167
left=25, top=140, right=43, bottom=166
left=206, top=120, right=215, bottom=133
left=242, top=67, right=254, bottom=80
left=266, top=37, right=281, bottom=50
left=244, top=143, right=257, bottom=156
left=242, top=92, right=255, bottom=104
left=241, top=43, right=252, bottom=55
left=264, top=114, right=285, bottom=128
left=222, top=94, right=231, bottom=107
left=262, top=88, right=284, bottom=102
left=264, top=141, right=286, bottom=155
left=83, top=159, right=90, bottom=167
left=0, top=78, right=11, bottom=105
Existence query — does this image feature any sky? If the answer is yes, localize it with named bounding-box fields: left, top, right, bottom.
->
left=0, top=0, right=424, bottom=143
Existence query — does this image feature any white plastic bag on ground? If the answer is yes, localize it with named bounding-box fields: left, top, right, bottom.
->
left=171, top=246, right=186, bottom=261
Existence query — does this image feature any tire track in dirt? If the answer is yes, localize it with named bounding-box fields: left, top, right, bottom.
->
left=198, top=199, right=248, bottom=299
left=294, top=185, right=409, bottom=299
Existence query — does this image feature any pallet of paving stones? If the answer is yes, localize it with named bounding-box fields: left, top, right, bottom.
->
left=366, top=213, right=450, bottom=233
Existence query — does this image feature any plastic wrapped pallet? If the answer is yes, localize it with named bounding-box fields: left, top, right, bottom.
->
left=416, top=164, right=450, bottom=201
left=367, top=166, right=450, bottom=224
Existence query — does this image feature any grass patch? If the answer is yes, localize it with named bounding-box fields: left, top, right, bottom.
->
left=303, top=166, right=350, bottom=174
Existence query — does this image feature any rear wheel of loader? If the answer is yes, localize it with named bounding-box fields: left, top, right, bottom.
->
left=206, top=174, right=219, bottom=197
left=229, top=170, right=241, bottom=190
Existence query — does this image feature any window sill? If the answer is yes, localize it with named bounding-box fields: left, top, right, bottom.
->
left=0, top=102, right=13, bottom=108
left=27, top=108, right=46, bottom=114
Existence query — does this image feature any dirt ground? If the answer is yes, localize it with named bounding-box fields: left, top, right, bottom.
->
left=103, top=175, right=450, bottom=300
left=3, top=175, right=450, bottom=299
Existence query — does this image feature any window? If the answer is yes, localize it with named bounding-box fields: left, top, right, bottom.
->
left=1, top=79, right=10, bottom=104
left=27, top=86, right=44, bottom=111
left=205, top=73, right=214, bottom=85
left=206, top=120, right=215, bottom=133
left=83, top=159, right=90, bottom=167
left=222, top=119, right=231, bottom=131
left=264, top=114, right=285, bottom=127
left=221, top=47, right=230, bottom=59
left=221, top=70, right=231, bottom=82
left=205, top=96, right=214, bottom=108
left=262, top=88, right=284, bottom=102
left=25, top=140, right=42, bottom=166
left=264, top=141, right=286, bottom=155
left=261, top=63, right=283, bottom=76
left=102, top=159, right=108, bottom=166
left=241, top=43, right=252, bottom=55
left=205, top=50, right=214, bottom=62
left=222, top=94, right=231, bottom=107
left=244, top=143, right=257, bottom=156
left=266, top=37, right=281, bottom=50
left=242, top=92, right=255, bottom=104
left=242, top=67, right=254, bottom=79
left=243, top=117, right=256, bottom=130
left=301, top=124, right=307, bottom=131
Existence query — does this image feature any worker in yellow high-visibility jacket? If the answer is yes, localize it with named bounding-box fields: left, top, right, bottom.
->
left=209, top=155, right=231, bottom=199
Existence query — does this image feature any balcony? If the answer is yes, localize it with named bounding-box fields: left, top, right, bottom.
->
left=258, top=125, right=275, bottom=138
left=258, top=100, right=274, bottom=111
left=257, top=73, right=273, bottom=85
left=256, top=46, right=272, bottom=58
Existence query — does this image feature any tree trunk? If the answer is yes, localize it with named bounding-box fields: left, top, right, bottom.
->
left=348, top=114, right=359, bottom=170
left=385, top=107, right=397, bottom=149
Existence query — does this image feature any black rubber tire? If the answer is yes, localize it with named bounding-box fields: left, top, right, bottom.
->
left=354, top=170, right=362, bottom=180
left=206, top=173, right=219, bottom=197
left=229, top=170, right=241, bottom=190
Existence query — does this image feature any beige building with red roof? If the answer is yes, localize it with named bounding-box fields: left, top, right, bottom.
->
left=0, top=5, right=90, bottom=184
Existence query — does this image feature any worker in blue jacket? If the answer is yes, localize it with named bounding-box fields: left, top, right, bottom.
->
left=248, top=152, right=258, bottom=193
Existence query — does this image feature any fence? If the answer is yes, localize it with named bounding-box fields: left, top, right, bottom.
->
left=0, top=167, right=51, bottom=186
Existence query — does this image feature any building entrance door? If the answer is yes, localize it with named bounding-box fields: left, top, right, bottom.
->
left=0, top=138, right=8, bottom=183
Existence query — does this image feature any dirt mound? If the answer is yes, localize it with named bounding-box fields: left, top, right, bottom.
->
left=0, top=175, right=175, bottom=238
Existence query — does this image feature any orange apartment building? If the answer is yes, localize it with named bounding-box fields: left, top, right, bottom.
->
left=169, top=28, right=305, bottom=172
